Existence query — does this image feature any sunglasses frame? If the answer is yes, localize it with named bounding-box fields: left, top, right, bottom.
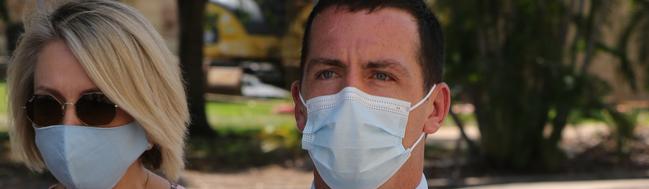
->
left=22, top=92, right=120, bottom=127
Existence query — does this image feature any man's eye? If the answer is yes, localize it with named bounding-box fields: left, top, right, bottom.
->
left=373, top=72, right=392, bottom=81
left=316, top=71, right=337, bottom=80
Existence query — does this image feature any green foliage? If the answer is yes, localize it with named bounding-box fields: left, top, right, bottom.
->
left=435, top=0, right=649, bottom=171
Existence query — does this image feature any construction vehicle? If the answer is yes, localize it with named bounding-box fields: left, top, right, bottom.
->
left=204, top=0, right=312, bottom=95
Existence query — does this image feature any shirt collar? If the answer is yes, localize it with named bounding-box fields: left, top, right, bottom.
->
left=416, top=173, right=428, bottom=189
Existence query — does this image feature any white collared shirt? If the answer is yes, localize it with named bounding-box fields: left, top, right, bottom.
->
left=416, top=173, right=428, bottom=189
left=310, top=173, right=428, bottom=189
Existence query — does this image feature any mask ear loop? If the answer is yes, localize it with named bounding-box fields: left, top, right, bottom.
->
left=409, top=84, right=437, bottom=111
left=406, top=84, right=438, bottom=152
left=406, top=133, right=426, bottom=152
left=298, top=92, right=308, bottom=113
left=299, top=92, right=306, bottom=105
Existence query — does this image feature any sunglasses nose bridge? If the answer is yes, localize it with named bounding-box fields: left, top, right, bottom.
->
left=61, top=102, right=83, bottom=126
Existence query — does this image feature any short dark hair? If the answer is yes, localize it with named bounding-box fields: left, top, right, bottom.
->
left=300, top=0, right=445, bottom=93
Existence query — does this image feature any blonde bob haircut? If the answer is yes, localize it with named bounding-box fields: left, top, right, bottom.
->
left=7, top=0, right=189, bottom=180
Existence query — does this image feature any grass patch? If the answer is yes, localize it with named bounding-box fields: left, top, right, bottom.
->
left=0, top=83, right=7, bottom=132
left=188, top=97, right=302, bottom=170
left=0, top=83, right=7, bottom=114
left=186, top=123, right=303, bottom=171
left=206, top=98, right=295, bottom=129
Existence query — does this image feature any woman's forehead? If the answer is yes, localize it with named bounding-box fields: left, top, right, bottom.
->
left=33, top=40, right=98, bottom=99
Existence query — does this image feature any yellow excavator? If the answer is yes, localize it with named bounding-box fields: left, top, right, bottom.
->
left=204, top=0, right=312, bottom=95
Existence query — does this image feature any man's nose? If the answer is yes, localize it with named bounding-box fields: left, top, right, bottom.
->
left=61, top=103, right=83, bottom=125
left=344, top=71, right=369, bottom=92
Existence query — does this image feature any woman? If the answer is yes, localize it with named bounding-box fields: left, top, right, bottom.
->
left=7, top=0, right=189, bottom=188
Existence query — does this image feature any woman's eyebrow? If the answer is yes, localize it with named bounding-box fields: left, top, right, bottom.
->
left=34, top=86, right=102, bottom=101
left=34, top=86, right=65, bottom=101
left=80, top=87, right=101, bottom=94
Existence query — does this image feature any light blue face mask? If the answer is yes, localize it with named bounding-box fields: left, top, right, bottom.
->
left=300, top=85, right=436, bottom=189
left=34, top=122, right=149, bottom=189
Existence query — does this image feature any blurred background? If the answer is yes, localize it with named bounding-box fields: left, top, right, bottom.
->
left=1, top=0, right=649, bottom=188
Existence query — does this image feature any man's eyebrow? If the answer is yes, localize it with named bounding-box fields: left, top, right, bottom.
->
left=365, top=59, right=410, bottom=75
left=306, top=58, right=347, bottom=71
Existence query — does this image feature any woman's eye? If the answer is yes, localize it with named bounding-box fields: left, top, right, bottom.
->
left=316, top=71, right=336, bottom=80
left=373, top=72, right=392, bottom=81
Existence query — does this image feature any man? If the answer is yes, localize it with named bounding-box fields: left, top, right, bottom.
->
left=290, top=0, right=450, bottom=189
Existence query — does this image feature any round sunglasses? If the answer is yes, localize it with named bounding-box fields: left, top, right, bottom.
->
left=23, top=92, right=119, bottom=127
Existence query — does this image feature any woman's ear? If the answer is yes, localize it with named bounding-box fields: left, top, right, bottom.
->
left=291, top=81, right=306, bottom=132
left=423, top=83, right=451, bottom=134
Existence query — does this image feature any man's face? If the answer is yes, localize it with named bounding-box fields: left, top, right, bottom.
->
left=302, top=7, right=423, bottom=101
left=292, top=6, right=450, bottom=188
left=298, top=6, right=430, bottom=142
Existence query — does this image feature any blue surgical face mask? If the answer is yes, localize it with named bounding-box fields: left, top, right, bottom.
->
left=299, top=85, right=436, bottom=189
left=34, top=122, right=149, bottom=189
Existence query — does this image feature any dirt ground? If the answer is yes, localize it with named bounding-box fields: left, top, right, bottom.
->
left=182, top=166, right=313, bottom=189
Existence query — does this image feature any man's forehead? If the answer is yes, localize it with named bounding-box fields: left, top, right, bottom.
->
left=313, top=6, right=418, bottom=32
left=306, top=6, right=421, bottom=71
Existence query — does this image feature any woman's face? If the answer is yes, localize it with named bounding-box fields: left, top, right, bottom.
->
left=33, top=40, right=134, bottom=127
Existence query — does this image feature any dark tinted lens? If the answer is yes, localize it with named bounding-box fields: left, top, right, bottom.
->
left=75, top=93, right=117, bottom=126
left=26, top=95, right=63, bottom=127
left=75, top=93, right=116, bottom=126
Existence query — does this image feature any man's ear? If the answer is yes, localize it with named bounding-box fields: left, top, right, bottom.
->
left=423, top=83, right=451, bottom=134
left=291, top=81, right=307, bottom=132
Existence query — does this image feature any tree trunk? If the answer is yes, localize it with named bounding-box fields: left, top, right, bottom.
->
left=447, top=0, right=569, bottom=171
left=178, top=0, right=214, bottom=137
